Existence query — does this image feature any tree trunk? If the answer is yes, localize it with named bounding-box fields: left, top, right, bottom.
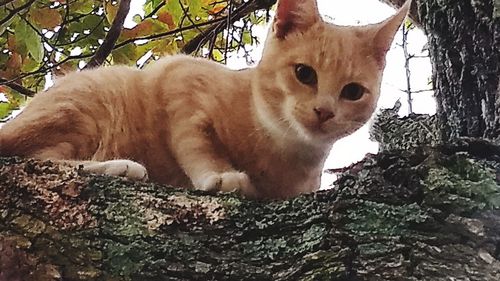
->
left=1, top=139, right=500, bottom=280
left=421, top=0, right=499, bottom=139
left=383, top=0, right=500, bottom=140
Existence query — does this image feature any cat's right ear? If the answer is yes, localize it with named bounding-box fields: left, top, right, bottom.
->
left=272, top=0, right=322, bottom=39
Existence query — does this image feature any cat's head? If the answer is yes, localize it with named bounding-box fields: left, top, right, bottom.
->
left=253, top=0, right=411, bottom=146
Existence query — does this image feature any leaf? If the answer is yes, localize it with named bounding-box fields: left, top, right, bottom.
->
left=161, top=1, right=182, bottom=27
left=132, top=14, right=143, bottom=24
left=121, top=20, right=154, bottom=39
left=104, top=0, right=118, bottom=24
left=7, top=52, right=22, bottom=68
left=0, top=102, right=12, bottom=120
left=212, top=49, right=223, bottom=61
left=0, top=9, right=17, bottom=36
left=15, top=20, right=44, bottom=63
left=20, top=56, right=40, bottom=72
left=204, top=0, right=227, bottom=15
left=242, top=30, right=252, bottom=45
left=72, top=0, right=95, bottom=14
left=151, top=38, right=177, bottom=56
left=144, top=0, right=164, bottom=14
left=157, top=11, right=176, bottom=29
left=111, top=44, right=137, bottom=64
left=187, top=0, right=202, bottom=17
left=30, top=7, right=62, bottom=29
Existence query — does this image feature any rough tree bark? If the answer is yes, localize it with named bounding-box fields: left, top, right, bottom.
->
left=1, top=138, right=500, bottom=280
left=381, top=0, right=500, bottom=140
left=420, top=0, right=499, bottom=139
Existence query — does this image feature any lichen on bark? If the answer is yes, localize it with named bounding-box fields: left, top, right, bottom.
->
left=1, top=137, right=500, bottom=280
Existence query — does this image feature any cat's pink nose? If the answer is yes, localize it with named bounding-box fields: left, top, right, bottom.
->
left=314, top=107, right=334, bottom=123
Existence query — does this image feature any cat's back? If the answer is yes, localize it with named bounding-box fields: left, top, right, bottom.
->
left=0, top=64, right=144, bottom=158
left=143, top=55, right=241, bottom=94
left=51, top=64, right=141, bottom=98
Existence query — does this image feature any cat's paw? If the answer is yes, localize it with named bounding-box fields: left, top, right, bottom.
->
left=196, top=171, right=256, bottom=197
left=83, top=160, right=148, bottom=181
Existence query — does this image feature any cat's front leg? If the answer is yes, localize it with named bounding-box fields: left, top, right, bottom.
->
left=195, top=171, right=253, bottom=194
left=168, top=112, right=257, bottom=198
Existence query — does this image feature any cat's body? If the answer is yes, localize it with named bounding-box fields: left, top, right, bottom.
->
left=0, top=0, right=411, bottom=199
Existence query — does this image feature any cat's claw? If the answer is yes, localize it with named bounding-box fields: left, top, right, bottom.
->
left=197, top=171, right=256, bottom=197
left=83, top=159, right=148, bottom=181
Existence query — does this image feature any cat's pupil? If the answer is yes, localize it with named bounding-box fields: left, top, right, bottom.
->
left=340, top=83, right=365, bottom=101
left=295, top=64, right=317, bottom=85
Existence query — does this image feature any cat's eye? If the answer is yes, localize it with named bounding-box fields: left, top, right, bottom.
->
left=295, top=64, right=317, bottom=85
left=340, top=83, right=366, bottom=101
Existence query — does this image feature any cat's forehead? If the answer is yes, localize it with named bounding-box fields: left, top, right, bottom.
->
left=286, top=23, right=378, bottom=72
left=315, top=23, right=374, bottom=57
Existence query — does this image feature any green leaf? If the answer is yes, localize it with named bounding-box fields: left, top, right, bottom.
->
left=72, top=0, right=95, bottom=14
left=187, top=0, right=202, bottom=17
left=144, top=0, right=164, bottom=15
left=20, top=56, right=40, bottom=72
left=15, top=20, right=44, bottom=63
left=0, top=9, right=16, bottom=36
left=212, top=49, right=223, bottom=61
left=0, top=102, right=12, bottom=120
left=112, top=44, right=137, bottom=65
left=162, top=1, right=183, bottom=27
left=242, top=31, right=252, bottom=45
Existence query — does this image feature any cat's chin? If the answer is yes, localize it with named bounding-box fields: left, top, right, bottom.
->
left=288, top=120, right=337, bottom=147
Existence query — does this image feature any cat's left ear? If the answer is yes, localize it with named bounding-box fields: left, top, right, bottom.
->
left=272, top=0, right=322, bottom=39
left=372, top=0, right=412, bottom=68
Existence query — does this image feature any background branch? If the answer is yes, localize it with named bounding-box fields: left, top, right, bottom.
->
left=181, top=0, right=276, bottom=54
left=84, top=0, right=131, bottom=69
left=0, top=78, right=35, bottom=97
left=0, top=0, right=36, bottom=26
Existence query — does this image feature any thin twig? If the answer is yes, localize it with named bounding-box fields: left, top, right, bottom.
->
left=0, top=0, right=36, bottom=26
left=224, top=0, right=232, bottom=63
left=402, top=23, right=413, bottom=113
left=0, top=0, right=15, bottom=7
left=144, top=1, right=165, bottom=19
left=0, top=78, right=35, bottom=97
left=181, top=0, right=276, bottom=54
left=84, top=0, right=132, bottom=69
left=400, top=88, right=434, bottom=94
left=115, top=16, right=227, bottom=49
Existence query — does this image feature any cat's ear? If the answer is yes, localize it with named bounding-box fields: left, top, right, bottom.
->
left=272, top=0, right=322, bottom=39
left=372, top=0, right=412, bottom=67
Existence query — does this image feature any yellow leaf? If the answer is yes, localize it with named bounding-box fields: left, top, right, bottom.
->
left=104, top=0, right=118, bottom=23
left=30, top=8, right=62, bottom=29
left=209, top=4, right=226, bottom=15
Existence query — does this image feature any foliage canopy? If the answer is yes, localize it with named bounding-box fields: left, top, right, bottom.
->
left=0, top=0, right=271, bottom=119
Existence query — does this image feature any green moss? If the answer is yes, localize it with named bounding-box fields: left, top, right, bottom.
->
left=346, top=201, right=429, bottom=236
left=423, top=153, right=500, bottom=212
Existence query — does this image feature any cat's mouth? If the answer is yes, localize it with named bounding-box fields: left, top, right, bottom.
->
left=302, top=121, right=333, bottom=138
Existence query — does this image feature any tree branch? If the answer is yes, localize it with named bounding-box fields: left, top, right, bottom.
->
left=84, top=0, right=131, bottom=69
left=181, top=0, right=277, bottom=54
left=0, top=0, right=36, bottom=26
left=0, top=0, right=15, bottom=7
left=114, top=16, right=228, bottom=49
left=0, top=78, right=35, bottom=97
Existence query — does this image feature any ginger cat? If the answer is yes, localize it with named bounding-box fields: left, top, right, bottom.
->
left=0, top=0, right=411, bottom=199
